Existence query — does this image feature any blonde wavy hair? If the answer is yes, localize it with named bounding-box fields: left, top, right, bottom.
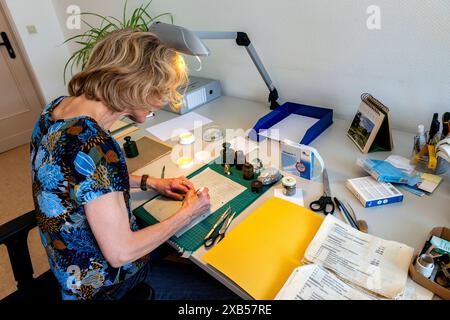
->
left=68, top=28, right=188, bottom=112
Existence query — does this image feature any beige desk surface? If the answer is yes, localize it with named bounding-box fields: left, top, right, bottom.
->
left=120, top=96, right=450, bottom=299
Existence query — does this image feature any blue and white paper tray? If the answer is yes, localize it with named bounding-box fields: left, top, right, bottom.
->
left=346, top=176, right=404, bottom=208
left=249, top=102, right=333, bottom=145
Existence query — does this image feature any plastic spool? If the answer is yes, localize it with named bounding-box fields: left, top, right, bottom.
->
left=176, top=157, right=194, bottom=169
left=179, top=132, right=196, bottom=145
left=203, top=126, right=224, bottom=142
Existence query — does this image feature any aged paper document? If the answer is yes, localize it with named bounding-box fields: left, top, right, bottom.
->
left=275, top=264, right=433, bottom=300
left=275, top=264, right=376, bottom=300
left=143, top=168, right=246, bottom=237
left=304, top=215, right=414, bottom=299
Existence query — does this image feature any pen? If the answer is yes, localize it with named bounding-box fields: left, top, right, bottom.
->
left=333, top=197, right=348, bottom=223
left=341, top=202, right=360, bottom=231
left=428, top=113, right=440, bottom=144
left=333, top=197, right=360, bottom=231
left=161, top=165, right=165, bottom=179
left=442, top=112, right=450, bottom=137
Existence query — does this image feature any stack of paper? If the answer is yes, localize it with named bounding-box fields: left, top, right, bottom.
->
left=277, top=215, right=433, bottom=300
left=258, top=114, right=319, bottom=144
left=276, top=264, right=433, bottom=300
left=303, top=214, right=414, bottom=299
left=436, top=138, right=450, bottom=163
left=417, top=173, right=443, bottom=194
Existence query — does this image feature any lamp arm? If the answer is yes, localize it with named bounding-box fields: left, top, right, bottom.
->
left=194, top=31, right=280, bottom=109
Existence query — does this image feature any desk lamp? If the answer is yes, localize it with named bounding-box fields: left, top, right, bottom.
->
left=149, top=22, right=280, bottom=110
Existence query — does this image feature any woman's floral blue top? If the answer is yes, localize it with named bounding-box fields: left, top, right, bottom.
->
left=30, top=97, right=149, bottom=300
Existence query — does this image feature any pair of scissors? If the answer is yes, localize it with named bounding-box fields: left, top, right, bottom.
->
left=204, top=208, right=236, bottom=249
left=309, top=169, right=335, bottom=215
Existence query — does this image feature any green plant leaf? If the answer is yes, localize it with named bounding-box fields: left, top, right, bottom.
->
left=123, top=0, right=128, bottom=26
left=80, top=12, right=120, bottom=29
left=62, top=34, right=89, bottom=45
left=63, top=0, right=173, bottom=83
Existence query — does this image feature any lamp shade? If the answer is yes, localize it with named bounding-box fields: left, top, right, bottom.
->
left=149, top=22, right=210, bottom=56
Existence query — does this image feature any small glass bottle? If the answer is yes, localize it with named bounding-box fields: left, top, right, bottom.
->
left=282, top=176, right=296, bottom=196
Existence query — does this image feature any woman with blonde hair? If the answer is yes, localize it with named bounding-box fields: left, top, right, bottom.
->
left=30, top=29, right=237, bottom=300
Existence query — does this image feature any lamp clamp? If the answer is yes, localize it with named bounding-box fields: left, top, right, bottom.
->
left=236, top=32, right=251, bottom=47
left=269, top=88, right=280, bottom=110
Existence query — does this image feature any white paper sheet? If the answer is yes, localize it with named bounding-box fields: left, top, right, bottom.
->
left=143, top=168, right=246, bottom=237
left=396, top=277, right=434, bottom=300
left=228, top=136, right=259, bottom=155
left=304, top=214, right=414, bottom=299
left=258, top=114, right=319, bottom=144
left=275, top=264, right=376, bottom=300
left=385, top=155, right=415, bottom=175
left=275, top=265, right=433, bottom=300
left=146, top=112, right=213, bottom=141
left=274, top=188, right=304, bottom=207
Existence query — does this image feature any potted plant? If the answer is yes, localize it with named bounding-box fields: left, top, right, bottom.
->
left=63, top=0, right=173, bottom=82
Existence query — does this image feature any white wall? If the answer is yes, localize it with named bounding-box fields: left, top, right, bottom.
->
left=5, top=0, right=70, bottom=104
left=52, top=0, right=450, bottom=132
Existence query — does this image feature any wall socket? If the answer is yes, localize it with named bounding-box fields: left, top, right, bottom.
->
left=26, top=25, right=37, bottom=34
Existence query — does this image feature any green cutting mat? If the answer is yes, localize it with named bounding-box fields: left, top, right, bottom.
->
left=133, top=160, right=271, bottom=253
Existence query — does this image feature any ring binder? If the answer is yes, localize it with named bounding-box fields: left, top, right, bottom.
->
left=361, top=93, right=389, bottom=114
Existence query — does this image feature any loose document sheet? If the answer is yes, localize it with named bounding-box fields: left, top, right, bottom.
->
left=275, top=264, right=433, bottom=300
left=303, top=215, right=414, bottom=299
left=275, top=264, right=376, bottom=300
left=228, top=136, right=259, bottom=155
left=143, top=168, right=246, bottom=237
left=146, top=112, right=213, bottom=141
left=258, top=114, right=319, bottom=144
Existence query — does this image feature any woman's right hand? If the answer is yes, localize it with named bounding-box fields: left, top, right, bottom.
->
left=179, top=188, right=211, bottom=222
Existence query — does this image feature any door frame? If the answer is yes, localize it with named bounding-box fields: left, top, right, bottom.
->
left=0, top=0, right=46, bottom=108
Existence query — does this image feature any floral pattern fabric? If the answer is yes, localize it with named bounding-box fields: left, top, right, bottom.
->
left=30, top=96, right=149, bottom=300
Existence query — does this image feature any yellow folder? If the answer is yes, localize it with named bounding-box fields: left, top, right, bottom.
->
left=202, top=197, right=324, bottom=300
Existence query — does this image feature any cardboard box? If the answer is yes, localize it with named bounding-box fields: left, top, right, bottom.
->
left=409, top=227, right=450, bottom=300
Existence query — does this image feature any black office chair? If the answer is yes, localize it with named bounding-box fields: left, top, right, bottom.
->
left=0, top=210, right=153, bottom=301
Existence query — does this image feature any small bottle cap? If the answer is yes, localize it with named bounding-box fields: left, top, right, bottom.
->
left=179, top=132, right=196, bottom=145
left=418, top=125, right=425, bottom=134
left=282, top=176, right=297, bottom=188
left=176, top=157, right=194, bottom=169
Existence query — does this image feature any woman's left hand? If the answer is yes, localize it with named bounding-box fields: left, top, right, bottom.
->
left=151, top=176, right=195, bottom=201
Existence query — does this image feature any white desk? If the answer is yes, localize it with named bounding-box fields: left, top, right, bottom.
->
left=125, top=96, right=450, bottom=299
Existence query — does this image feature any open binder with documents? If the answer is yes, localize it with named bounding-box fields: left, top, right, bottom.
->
left=203, top=198, right=433, bottom=300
